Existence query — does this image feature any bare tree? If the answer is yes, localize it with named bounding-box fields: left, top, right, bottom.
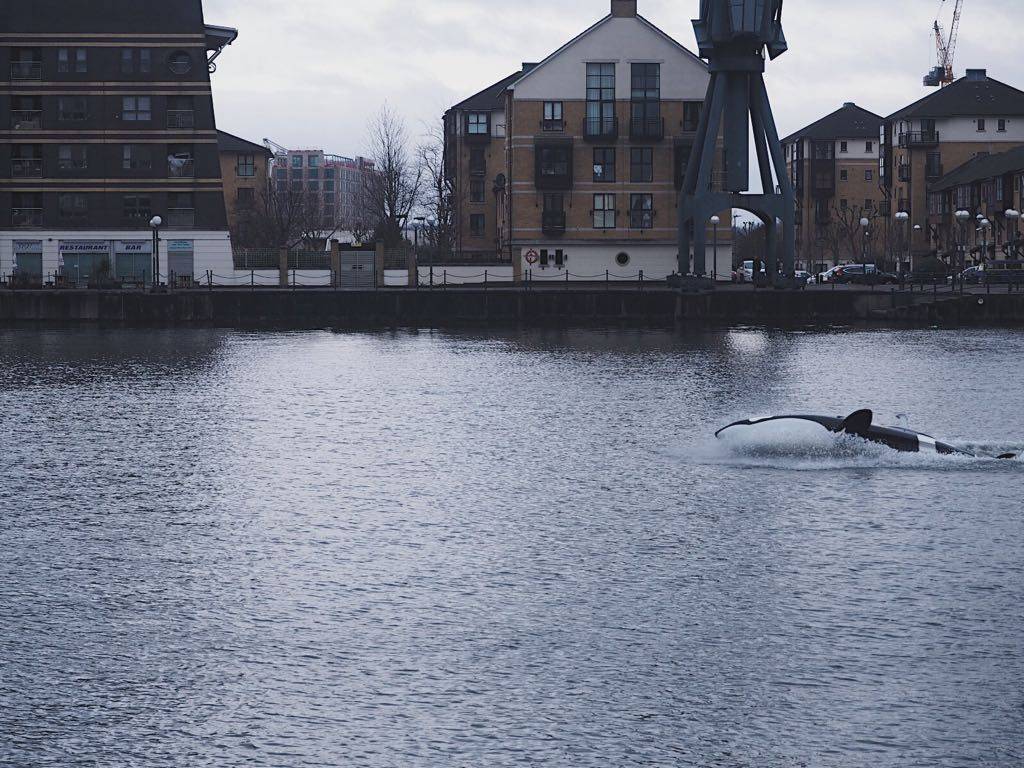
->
left=364, top=106, right=423, bottom=248
left=417, top=121, right=457, bottom=262
left=231, top=180, right=342, bottom=251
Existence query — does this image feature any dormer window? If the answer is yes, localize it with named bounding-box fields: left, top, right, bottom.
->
left=467, top=113, right=489, bottom=135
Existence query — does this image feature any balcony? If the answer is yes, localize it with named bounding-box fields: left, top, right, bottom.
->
left=11, top=111, right=42, bottom=131
left=168, top=159, right=195, bottom=178
left=583, top=117, right=618, bottom=142
left=167, top=110, right=195, bottom=129
left=898, top=164, right=911, bottom=182
left=10, top=62, right=42, bottom=80
left=630, top=117, right=665, bottom=141
left=540, top=119, right=565, bottom=133
left=464, top=130, right=491, bottom=145
left=11, top=159, right=43, bottom=178
left=541, top=211, right=566, bottom=235
left=166, top=209, right=196, bottom=228
left=899, top=131, right=940, bottom=148
left=12, top=208, right=43, bottom=227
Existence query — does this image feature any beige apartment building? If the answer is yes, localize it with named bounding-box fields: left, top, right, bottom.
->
left=882, top=68, right=1024, bottom=266
left=783, top=103, right=883, bottom=272
left=444, top=0, right=730, bottom=280
left=217, top=130, right=271, bottom=239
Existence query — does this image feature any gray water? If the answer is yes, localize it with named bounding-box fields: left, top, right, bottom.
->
left=1, top=327, right=1022, bottom=767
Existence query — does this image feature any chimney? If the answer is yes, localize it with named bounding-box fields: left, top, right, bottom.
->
left=966, top=68, right=987, bottom=81
left=843, top=102, right=856, bottom=108
left=611, top=0, right=637, bottom=18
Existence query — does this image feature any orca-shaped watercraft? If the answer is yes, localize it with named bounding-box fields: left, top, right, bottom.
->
left=716, top=409, right=1018, bottom=459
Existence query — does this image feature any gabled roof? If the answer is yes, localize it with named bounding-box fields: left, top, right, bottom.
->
left=931, top=146, right=1024, bottom=192
left=449, top=68, right=531, bottom=113
left=887, top=74, right=1024, bottom=121
left=782, top=103, right=883, bottom=143
left=217, top=130, right=271, bottom=156
left=509, top=12, right=704, bottom=90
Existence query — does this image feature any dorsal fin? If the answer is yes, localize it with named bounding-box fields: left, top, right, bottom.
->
left=842, top=409, right=874, bottom=436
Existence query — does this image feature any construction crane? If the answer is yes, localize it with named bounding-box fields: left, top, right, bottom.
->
left=923, top=0, right=964, bottom=87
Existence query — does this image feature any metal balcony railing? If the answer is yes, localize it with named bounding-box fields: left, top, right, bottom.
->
left=630, top=117, right=664, bottom=141
left=583, top=117, right=618, bottom=141
left=12, top=208, right=43, bottom=227
left=11, top=111, right=42, bottom=130
left=11, top=159, right=43, bottom=178
left=166, top=110, right=195, bottom=129
left=542, top=211, right=566, bottom=233
left=899, top=131, right=940, bottom=148
left=540, top=119, right=565, bottom=132
left=629, top=210, right=654, bottom=229
left=10, top=62, right=42, bottom=80
left=166, top=208, right=196, bottom=228
left=168, top=159, right=195, bottom=178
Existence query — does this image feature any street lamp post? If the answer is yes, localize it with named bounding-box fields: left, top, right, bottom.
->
left=710, top=215, right=721, bottom=283
left=980, top=218, right=991, bottom=268
left=954, top=210, right=970, bottom=293
left=895, top=211, right=909, bottom=275
left=149, top=215, right=162, bottom=290
left=1006, top=209, right=1021, bottom=259
left=860, top=217, right=870, bottom=279
left=413, top=215, right=425, bottom=286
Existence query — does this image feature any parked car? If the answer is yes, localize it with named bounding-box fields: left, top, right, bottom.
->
left=949, top=266, right=984, bottom=285
left=738, top=260, right=766, bottom=282
left=794, top=270, right=814, bottom=285
left=818, top=266, right=843, bottom=283
left=830, top=264, right=898, bottom=285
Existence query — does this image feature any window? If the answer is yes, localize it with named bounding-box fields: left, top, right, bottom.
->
left=57, top=97, right=87, bottom=121
left=121, top=49, right=134, bottom=74
left=58, top=193, right=88, bottom=221
left=308, top=155, right=321, bottom=169
left=58, top=145, right=88, bottom=170
left=324, top=168, right=335, bottom=179
left=593, top=148, right=615, bottom=182
left=274, top=168, right=287, bottom=180
left=59, top=48, right=87, bottom=73
left=168, top=51, right=192, bottom=75
left=470, top=213, right=485, bottom=236
left=865, top=169, right=873, bottom=181
left=57, top=48, right=69, bottom=73
left=543, top=101, right=563, bottom=129
left=840, top=199, right=849, bottom=210
left=630, top=194, right=653, bottom=229
left=469, top=146, right=486, bottom=175
left=75, top=49, right=87, bottom=73
left=237, top=188, right=255, bottom=207
left=470, top=179, right=485, bottom=203
left=122, top=96, right=151, bottom=121
left=538, top=145, right=569, bottom=178
left=306, top=180, right=319, bottom=191
left=840, top=141, right=848, bottom=153
left=864, top=199, right=874, bottom=210
left=866, top=141, right=874, bottom=152
left=998, top=119, right=1007, bottom=132
left=140, top=49, right=151, bottom=73
left=593, top=194, right=616, bottom=229
left=683, top=102, right=703, bottom=132
left=630, top=147, right=653, bottom=183
left=840, top=170, right=849, bottom=182
left=467, top=112, right=489, bottom=135
left=586, top=63, right=615, bottom=133
left=237, top=154, right=255, bottom=177
left=977, top=119, right=986, bottom=132
left=291, top=155, right=303, bottom=169
left=323, top=179, right=335, bottom=192
left=631, top=63, right=661, bottom=131
left=122, top=144, right=152, bottom=170
left=123, top=195, right=151, bottom=221
left=543, top=193, right=564, bottom=213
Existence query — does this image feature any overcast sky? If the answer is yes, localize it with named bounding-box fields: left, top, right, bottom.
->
left=204, top=0, right=1022, bottom=155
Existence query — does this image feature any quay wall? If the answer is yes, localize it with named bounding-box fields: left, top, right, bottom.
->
left=1, top=288, right=1023, bottom=327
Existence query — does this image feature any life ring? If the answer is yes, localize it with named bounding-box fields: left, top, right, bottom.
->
left=525, top=249, right=539, bottom=265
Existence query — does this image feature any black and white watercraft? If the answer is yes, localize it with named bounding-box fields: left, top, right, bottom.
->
left=716, top=409, right=1018, bottom=460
